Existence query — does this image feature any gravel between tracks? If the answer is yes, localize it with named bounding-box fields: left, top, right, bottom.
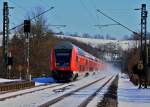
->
left=97, top=75, right=118, bottom=107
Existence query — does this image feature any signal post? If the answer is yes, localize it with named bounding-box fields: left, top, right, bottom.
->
left=24, top=20, right=31, bottom=81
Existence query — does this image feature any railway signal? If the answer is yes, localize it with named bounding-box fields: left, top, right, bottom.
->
left=24, top=20, right=31, bottom=33
left=24, top=20, right=31, bottom=81
left=7, top=52, right=13, bottom=79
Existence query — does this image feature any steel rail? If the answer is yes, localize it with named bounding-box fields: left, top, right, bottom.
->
left=0, top=83, right=65, bottom=101
left=78, top=75, right=115, bottom=107
left=38, top=76, right=107, bottom=107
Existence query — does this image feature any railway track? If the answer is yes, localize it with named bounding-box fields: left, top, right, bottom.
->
left=0, top=75, right=83, bottom=96
left=0, top=73, right=111, bottom=107
left=38, top=75, right=115, bottom=107
left=79, top=76, right=115, bottom=107
left=0, top=83, right=66, bottom=101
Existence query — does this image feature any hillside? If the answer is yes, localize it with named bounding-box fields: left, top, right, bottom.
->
left=55, top=35, right=137, bottom=50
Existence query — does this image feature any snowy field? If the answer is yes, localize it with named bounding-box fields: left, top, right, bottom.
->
left=118, top=73, right=150, bottom=107
left=55, top=35, right=138, bottom=50
left=0, top=34, right=137, bottom=50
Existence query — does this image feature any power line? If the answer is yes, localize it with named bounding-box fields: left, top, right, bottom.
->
left=38, top=0, right=51, bottom=8
left=9, top=0, right=27, bottom=11
left=9, top=0, right=64, bottom=33
left=8, top=0, right=27, bottom=29
left=95, top=24, right=119, bottom=29
left=79, top=0, right=97, bottom=25
left=97, top=9, right=139, bottom=35
left=48, top=24, right=66, bottom=27
left=87, top=0, right=100, bottom=24
left=7, top=6, right=54, bottom=31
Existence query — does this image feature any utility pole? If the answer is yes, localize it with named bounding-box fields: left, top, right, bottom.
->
left=2, top=2, right=14, bottom=78
left=134, top=4, right=148, bottom=88
left=2, top=2, right=9, bottom=78
left=138, top=4, right=148, bottom=88
left=141, top=4, right=148, bottom=65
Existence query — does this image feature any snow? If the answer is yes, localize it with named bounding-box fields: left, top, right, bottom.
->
left=0, top=83, right=60, bottom=99
left=86, top=65, right=120, bottom=107
left=55, top=35, right=137, bottom=50
left=118, top=73, right=150, bottom=107
left=0, top=34, right=139, bottom=50
left=0, top=65, right=118, bottom=107
left=0, top=77, right=49, bottom=86
left=51, top=75, right=113, bottom=107
left=34, top=82, right=47, bottom=86
left=85, top=76, right=116, bottom=107
left=0, top=78, right=22, bottom=83
left=0, top=69, right=112, bottom=107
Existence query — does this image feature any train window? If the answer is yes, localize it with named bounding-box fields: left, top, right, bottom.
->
left=78, top=48, right=85, bottom=56
left=55, top=49, right=72, bottom=67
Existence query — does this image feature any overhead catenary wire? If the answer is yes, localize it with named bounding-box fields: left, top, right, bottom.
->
left=79, top=0, right=97, bottom=25
left=87, top=0, right=101, bottom=25
left=10, top=0, right=66, bottom=33
left=95, top=24, right=119, bottom=29
left=9, top=0, right=27, bottom=11
left=8, top=0, right=29, bottom=30
left=97, top=9, right=139, bottom=35
left=7, top=6, right=54, bottom=31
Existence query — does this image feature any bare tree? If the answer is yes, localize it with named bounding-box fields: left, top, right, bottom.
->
left=9, top=7, right=55, bottom=78
left=24, top=7, right=49, bottom=38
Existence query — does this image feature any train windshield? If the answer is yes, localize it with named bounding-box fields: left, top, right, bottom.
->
left=55, top=49, right=72, bottom=67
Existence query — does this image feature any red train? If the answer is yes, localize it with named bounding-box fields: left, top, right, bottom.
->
left=50, top=41, right=105, bottom=82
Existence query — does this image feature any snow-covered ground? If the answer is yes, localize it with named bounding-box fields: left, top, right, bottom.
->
left=0, top=67, right=113, bottom=107
left=1, top=62, right=149, bottom=107
left=51, top=75, right=113, bottom=107
left=86, top=75, right=116, bottom=107
left=0, top=78, right=46, bottom=86
left=118, top=73, right=150, bottom=107
left=0, top=78, right=22, bottom=83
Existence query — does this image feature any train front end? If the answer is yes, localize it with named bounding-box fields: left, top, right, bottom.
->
left=50, top=42, right=77, bottom=82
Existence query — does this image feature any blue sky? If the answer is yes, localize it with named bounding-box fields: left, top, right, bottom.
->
left=0, top=0, right=150, bottom=39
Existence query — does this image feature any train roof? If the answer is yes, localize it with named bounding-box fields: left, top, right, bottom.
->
left=54, top=41, right=100, bottom=61
left=54, top=41, right=74, bottom=49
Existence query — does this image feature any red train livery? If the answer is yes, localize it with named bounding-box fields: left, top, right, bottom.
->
left=50, top=41, right=105, bottom=82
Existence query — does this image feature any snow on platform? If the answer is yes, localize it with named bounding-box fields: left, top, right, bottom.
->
left=0, top=78, right=22, bottom=83
left=118, top=73, right=150, bottom=107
